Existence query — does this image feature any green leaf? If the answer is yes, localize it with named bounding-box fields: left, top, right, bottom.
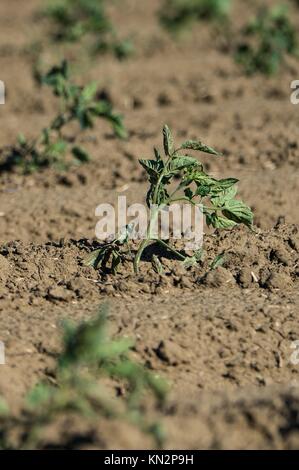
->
left=0, top=397, right=9, bottom=416
left=214, top=178, right=239, bottom=190
left=207, top=213, right=238, bottom=229
left=113, top=121, right=128, bottom=140
left=84, top=247, right=107, bottom=268
left=163, top=125, right=174, bottom=156
left=145, top=372, right=169, bottom=402
left=111, top=250, right=122, bottom=274
left=183, top=249, right=203, bottom=268
left=169, top=155, right=198, bottom=171
left=152, top=255, right=164, bottom=275
left=17, top=133, right=27, bottom=146
left=181, top=140, right=221, bottom=156
left=42, top=60, right=69, bottom=85
left=116, top=223, right=135, bottom=244
left=154, top=147, right=162, bottom=161
left=26, top=383, right=52, bottom=408
left=77, top=109, right=94, bottom=129
left=184, top=187, right=194, bottom=200
left=196, top=185, right=212, bottom=197
left=194, top=177, right=238, bottom=198
left=47, top=139, right=68, bottom=157
left=82, top=81, right=98, bottom=101
left=41, top=128, right=50, bottom=146
left=98, top=338, right=134, bottom=360
left=139, top=159, right=164, bottom=175
left=189, top=171, right=217, bottom=186
left=72, top=146, right=91, bottom=163
left=211, top=185, right=238, bottom=206
left=208, top=178, right=239, bottom=196
left=223, top=199, right=254, bottom=227
left=210, top=253, right=225, bottom=270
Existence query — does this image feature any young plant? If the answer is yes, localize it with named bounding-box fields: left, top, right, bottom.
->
left=86, top=125, right=253, bottom=274
left=235, top=6, right=298, bottom=75
left=43, top=0, right=133, bottom=60
left=159, top=0, right=231, bottom=34
left=1, top=61, right=127, bottom=174
left=0, top=304, right=167, bottom=449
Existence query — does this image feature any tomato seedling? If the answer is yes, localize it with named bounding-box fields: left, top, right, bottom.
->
left=86, top=125, right=253, bottom=274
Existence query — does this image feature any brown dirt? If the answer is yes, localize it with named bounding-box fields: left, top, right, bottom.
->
left=1, top=0, right=299, bottom=449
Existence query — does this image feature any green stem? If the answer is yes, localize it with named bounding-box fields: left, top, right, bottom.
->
left=133, top=238, right=151, bottom=274
left=133, top=206, right=160, bottom=274
left=134, top=150, right=184, bottom=274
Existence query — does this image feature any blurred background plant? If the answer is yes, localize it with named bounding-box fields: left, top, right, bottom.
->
left=0, top=61, right=127, bottom=174
left=235, top=5, right=298, bottom=75
left=42, top=0, right=134, bottom=60
left=159, top=0, right=231, bottom=34
left=0, top=304, right=167, bottom=449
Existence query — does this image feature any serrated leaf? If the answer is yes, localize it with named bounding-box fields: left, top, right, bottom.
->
left=190, top=171, right=217, bottom=185
left=139, top=159, right=164, bottom=175
left=211, top=185, right=238, bottom=206
left=181, top=140, right=221, bottom=156
left=163, top=125, right=174, bottom=156
left=214, top=178, right=239, bottom=190
left=84, top=247, right=107, bottom=268
left=207, top=213, right=238, bottom=229
left=170, top=155, right=198, bottom=171
left=195, top=177, right=238, bottom=198
left=209, top=178, right=239, bottom=196
left=223, top=199, right=254, bottom=227
left=196, top=185, right=212, bottom=197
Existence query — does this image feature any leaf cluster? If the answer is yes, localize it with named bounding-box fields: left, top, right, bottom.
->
left=85, top=224, right=135, bottom=274
left=235, top=6, right=298, bottom=75
left=43, top=0, right=133, bottom=60
left=140, top=125, right=253, bottom=230
left=0, top=304, right=167, bottom=449
left=159, top=0, right=231, bottom=33
left=0, top=61, right=127, bottom=174
left=86, top=126, right=253, bottom=275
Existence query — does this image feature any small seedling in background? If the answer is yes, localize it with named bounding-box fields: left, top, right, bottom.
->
left=0, top=61, right=127, bottom=174
left=159, top=0, right=231, bottom=34
left=235, top=6, right=298, bottom=75
left=0, top=305, right=167, bottom=449
left=86, top=125, right=253, bottom=274
left=0, top=398, right=9, bottom=417
left=43, top=0, right=133, bottom=60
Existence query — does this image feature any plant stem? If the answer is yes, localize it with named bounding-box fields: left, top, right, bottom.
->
left=134, top=149, right=180, bottom=274
left=133, top=239, right=151, bottom=274
left=133, top=206, right=160, bottom=274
